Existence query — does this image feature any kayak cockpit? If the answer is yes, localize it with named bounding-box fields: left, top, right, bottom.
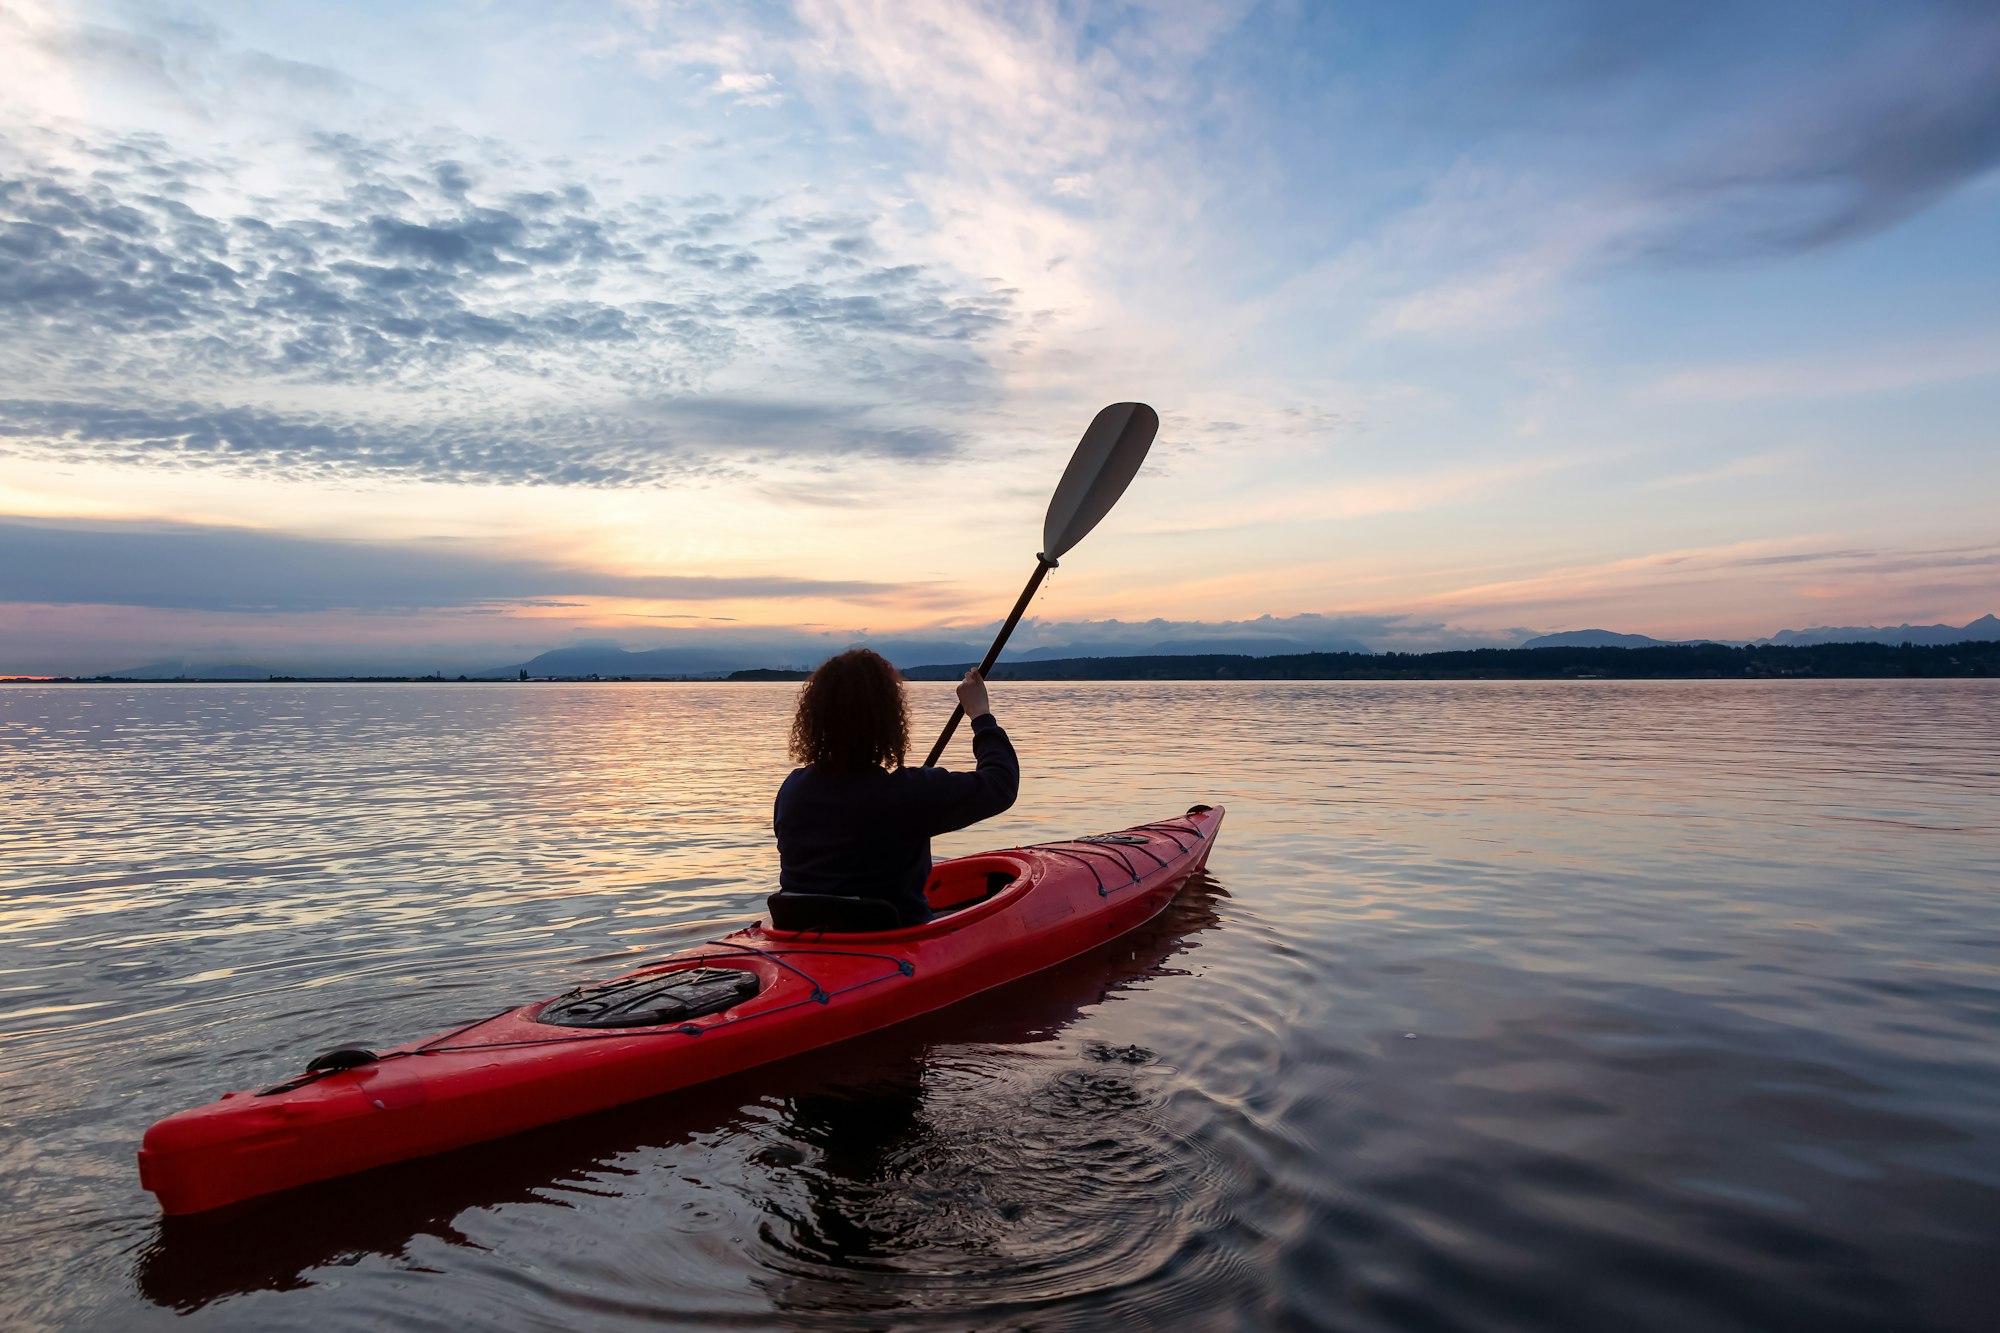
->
left=926, top=859, right=1021, bottom=916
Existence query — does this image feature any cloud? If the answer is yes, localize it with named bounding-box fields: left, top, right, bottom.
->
left=0, top=121, right=1014, bottom=483
left=1479, top=0, right=2000, bottom=263
left=632, top=30, right=786, bottom=107
left=0, top=128, right=1008, bottom=382
left=0, top=399, right=687, bottom=487
left=1643, top=449, right=1798, bottom=489
left=1646, top=331, right=2000, bottom=403
left=768, top=0, right=1247, bottom=375
left=1624, top=4, right=2000, bottom=261
left=0, top=395, right=962, bottom=486
left=4, top=2, right=360, bottom=119
left=846, top=610, right=1527, bottom=664
left=1405, top=538, right=2000, bottom=634
left=1131, top=449, right=1587, bottom=535
left=1355, top=1, right=2000, bottom=338
left=622, top=396, right=963, bottom=458
left=0, top=516, right=910, bottom=611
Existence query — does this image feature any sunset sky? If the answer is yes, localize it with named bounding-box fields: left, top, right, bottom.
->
left=3, top=0, right=1996, bottom=673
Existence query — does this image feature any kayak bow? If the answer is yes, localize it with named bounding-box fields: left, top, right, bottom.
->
left=139, top=804, right=1224, bottom=1215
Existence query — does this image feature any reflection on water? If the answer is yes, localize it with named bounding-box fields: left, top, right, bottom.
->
left=2, top=680, right=1998, bottom=1330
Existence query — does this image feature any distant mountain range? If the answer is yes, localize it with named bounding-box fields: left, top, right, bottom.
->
left=475, top=630, right=1372, bottom=679
left=1522, top=630, right=1720, bottom=649
left=1760, top=614, right=2000, bottom=647
left=1525, top=615, right=1997, bottom=651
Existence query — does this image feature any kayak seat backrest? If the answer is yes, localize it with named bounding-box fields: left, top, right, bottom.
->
left=767, top=867, right=1021, bottom=934
left=766, top=892, right=904, bottom=934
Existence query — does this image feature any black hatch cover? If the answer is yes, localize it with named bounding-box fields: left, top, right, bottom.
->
left=538, top=966, right=760, bottom=1029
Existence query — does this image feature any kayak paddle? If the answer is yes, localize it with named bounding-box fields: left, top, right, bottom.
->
left=919, top=401, right=1159, bottom=767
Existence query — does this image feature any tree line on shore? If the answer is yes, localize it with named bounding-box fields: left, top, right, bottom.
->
left=889, top=640, right=1999, bottom=682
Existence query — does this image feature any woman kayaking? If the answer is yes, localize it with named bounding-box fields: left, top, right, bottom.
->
left=773, top=648, right=1020, bottom=927
left=138, top=405, right=1220, bottom=1217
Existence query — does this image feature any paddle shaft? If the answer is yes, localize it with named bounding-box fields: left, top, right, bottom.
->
left=920, top=554, right=1056, bottom=767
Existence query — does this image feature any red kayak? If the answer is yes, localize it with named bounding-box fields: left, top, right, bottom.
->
left=139, top=805, right=1224, bottom=1215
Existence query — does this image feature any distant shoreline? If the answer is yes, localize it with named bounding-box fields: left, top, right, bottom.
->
left=7, top=640, right=1995, bottom=684
left=897, top=640, right=1999, bottom=681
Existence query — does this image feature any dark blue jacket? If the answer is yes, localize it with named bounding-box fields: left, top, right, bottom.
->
left=773, top=713, right=1020, bottom=926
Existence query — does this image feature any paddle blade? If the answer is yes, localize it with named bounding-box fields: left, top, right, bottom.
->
left=1040, top=402, right=1159, bottom=561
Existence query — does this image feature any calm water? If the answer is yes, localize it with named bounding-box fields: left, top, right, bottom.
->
left=1, top=680, right=1996, bottom=1331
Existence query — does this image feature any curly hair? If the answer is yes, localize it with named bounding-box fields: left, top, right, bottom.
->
left=789, top=648, right=910, bottom=771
